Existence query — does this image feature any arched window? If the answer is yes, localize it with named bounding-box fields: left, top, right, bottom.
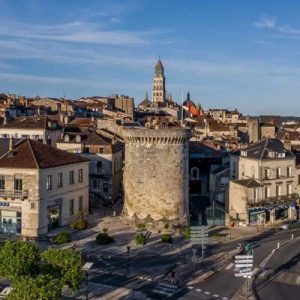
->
left=191, top=167, right=199, bottom=180
left=64, top=135, right=69, bottom=142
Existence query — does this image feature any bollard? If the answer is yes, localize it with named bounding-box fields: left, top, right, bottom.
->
left=291, top=234, right=294, bottom=240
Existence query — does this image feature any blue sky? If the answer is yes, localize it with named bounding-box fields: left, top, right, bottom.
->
left=1, top=0, right=300, bottom=115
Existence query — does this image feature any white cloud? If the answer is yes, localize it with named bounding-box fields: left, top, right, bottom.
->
left=254, top=17, right=276, bottom=29
left=254, top=16, right=300, bottom=37
left=0, top=21, right=164, bottom=46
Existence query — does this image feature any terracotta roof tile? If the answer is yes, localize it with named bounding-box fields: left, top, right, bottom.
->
left=0, top=139, right=88, bottom=169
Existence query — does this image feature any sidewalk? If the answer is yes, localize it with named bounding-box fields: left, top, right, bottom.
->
left=209, top=223, right=279, bottom=244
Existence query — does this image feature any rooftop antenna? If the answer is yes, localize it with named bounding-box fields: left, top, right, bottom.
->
left=181, top=92, right=184, bottom=127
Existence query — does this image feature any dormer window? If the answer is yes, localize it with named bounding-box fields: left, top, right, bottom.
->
left=268, top=151, right=275, bottom=158
left=75, top=135, right=81, bottom=143
left=64, top=135, right=70, bottom=142
left=241, top=150, right=247, bottom=156
left=277, top=152, right=286, bottom=158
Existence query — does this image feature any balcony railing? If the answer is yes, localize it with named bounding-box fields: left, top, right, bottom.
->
left=248, top=193, right=299, bottom=207
left=0, top=189, right=28, bottom=199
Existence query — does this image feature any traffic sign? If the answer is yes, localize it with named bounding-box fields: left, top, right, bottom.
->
left=235, top=273, right=252, bottom=277
left=190, top=226, right=208, bottom=231
left=235, top=260, right=253, bottom=264
left=239, top=268, right=252, bottom=273
left=235, top=255, right=253, bottom=259
left=235, top=264, right=253, bottom=268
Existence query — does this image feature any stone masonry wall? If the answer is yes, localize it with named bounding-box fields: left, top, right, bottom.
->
left=123, top=128, right=190, bottom=226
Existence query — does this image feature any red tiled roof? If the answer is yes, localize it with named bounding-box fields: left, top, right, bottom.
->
left=84, top=132, right=111, bottom=146
left=68, top=118, right=96, bottom=126
left=0, top=116, right=62, bottom=130
left=0, top=139, right=88, bottom=169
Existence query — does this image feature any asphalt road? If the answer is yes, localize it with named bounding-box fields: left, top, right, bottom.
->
left=174, top=228, right=300, bottom=300
left=254, top=233, right=300, bottom=300
left=79, top=227, right=300, bottom=299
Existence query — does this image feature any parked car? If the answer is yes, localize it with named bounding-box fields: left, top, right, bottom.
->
left=280, top=220, right=300, bottom=230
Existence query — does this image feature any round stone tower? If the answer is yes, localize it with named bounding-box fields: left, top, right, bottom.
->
left=122, top=128, right=191, bottom=227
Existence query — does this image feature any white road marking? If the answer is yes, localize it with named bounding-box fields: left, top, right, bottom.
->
left=222, top=297, right=228, bottom=300
left=204, top=291, right=210, bottom=295
left=188, top=286, right=193, bottom=289
left=213, top=294, right=219, bottom=298
left=225, top=263, right=234, bottom=270
left=259, top=270, right=268, bottom=277
left=252, top=267, right=259, bottom=275
left=196, top=288, right=202, bottom=292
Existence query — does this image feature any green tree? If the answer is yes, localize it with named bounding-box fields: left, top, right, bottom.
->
left=41, top=248, right=84, bottom=291
left=8, top=275, right=62, bottom=300
left=0, top=240, right=40, bottom=279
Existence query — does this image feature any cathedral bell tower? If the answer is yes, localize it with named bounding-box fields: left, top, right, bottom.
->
left=152, top=58, right=166, bottom=103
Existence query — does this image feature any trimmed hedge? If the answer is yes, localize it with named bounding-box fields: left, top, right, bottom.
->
left=161, top=233, right=172, bottom=244
left=71, top=219, right=88, bottom=230
left=95, top=232, right=114, bottom=245
left=53, top=231, right=71, bottom=244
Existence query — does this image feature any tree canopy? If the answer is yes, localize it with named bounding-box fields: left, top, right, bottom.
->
left=0, top=240, right=40, bottom=279
left=7, top=275, right=62, bottom=300
left=0, top=241, right=85, bottom=298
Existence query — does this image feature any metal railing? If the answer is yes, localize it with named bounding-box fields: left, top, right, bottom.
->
left=248, top=193, right=299, bottom=207
left=0, top=189, right=28, bottom=199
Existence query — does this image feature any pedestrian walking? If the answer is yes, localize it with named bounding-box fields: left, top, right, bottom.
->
left=171, top=268, right=176, bottom=284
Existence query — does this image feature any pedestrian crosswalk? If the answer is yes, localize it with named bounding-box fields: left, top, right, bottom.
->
left=187, top=285, right=229, bottom=300
left=225, top=263, right=234, bottom=270
left=152, top=283, right=178, bottom=297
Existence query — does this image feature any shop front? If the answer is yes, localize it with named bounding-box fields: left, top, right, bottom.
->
left=0, top=202, right=22, bottom=234
left=248, top=201, right=297, bottom=225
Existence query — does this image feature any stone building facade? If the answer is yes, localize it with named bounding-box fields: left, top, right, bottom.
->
left=57, top=131, right=124, bottom=205
left=228, top=139, right=299, bottom=225
left=123, top=128, right=191, bottom=227
left=0, top=116, right=62, bottom=147
left=0, top=139, right=89, bottom=238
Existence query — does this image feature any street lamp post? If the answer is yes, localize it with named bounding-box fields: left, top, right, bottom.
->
left=82, top=262, right=93, bottom=300
left=126, top=246, right=131, bottom=275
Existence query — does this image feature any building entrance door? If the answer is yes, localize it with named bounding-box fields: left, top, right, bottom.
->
left=47, top=206, right=61, bottom=230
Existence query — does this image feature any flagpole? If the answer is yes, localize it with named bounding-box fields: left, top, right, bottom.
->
left=181, top=92, right=184, bottom=127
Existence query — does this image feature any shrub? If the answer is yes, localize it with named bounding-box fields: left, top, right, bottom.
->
left=185, top=226, right=191, bottom=240
left=95, top=232, right=114, bottom=245
left=53, top=231, right=71, bottom=244
left=161, top=233, right=172, bottom=244
left=137, top=223, right=146, bottom=231
left=164, top=223, right=169, bottom=230
left=102, top=227, right=108, bottom=233
left=71, top=219, right=88, bottom=230
left=135, top=233, right=146, bottom=245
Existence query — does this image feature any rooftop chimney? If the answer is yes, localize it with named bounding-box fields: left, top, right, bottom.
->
left=3, top=111, right=9, bottom=125
left=9, top=137, right=13, bottom=151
